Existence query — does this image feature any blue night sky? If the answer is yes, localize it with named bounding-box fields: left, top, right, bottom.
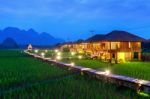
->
left=0, top=0, right=150, bottom=41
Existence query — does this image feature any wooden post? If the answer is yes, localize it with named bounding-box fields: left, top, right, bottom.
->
left=110, top=42, right=112, bottom=62
left=116, top=52, right=118, bottom=64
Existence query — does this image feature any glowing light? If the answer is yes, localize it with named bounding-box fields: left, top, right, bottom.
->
left=41, top=52, right=45, bottom=57
left=78, top=55, right=82, bottom=59
left=56, top=56, right=62, bottom=60
left=79, top=50, right=84, bottom=54
left=55, top=49, right=59, bottom=53
left=105, top=70, right=110, bottom=75
left=117, top=52, right=125, bottom=63
left=138, top=80, right=144, bottom=85
left=70, top=62, right=75, bottom=66
left=71, top=52, right=75, bottom=56
left=138, top=80, right=145, bottom=87
left=57, top=52, right=61, bottom=56
left=34, top=49, right=38, bottom=53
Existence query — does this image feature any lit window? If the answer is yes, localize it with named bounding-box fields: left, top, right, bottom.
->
left=129, top=42, right=131, bottom=48
left=117, top=42, right=120, bottom=48
left=111, top=42, right=116, bottom=49
left=138, top=42, right=141, bottom=47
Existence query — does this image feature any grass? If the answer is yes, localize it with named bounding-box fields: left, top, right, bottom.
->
left=0, top=50, right=71, bottom=90
left=62, top=58, right=150, bottom=81
left=110, top=62, right=150, bottom=80
left=2, top=75, right=144, bottom=99
left=34, top=50, right=150, bottom=81
left=1, top=50, right=148, bottom=98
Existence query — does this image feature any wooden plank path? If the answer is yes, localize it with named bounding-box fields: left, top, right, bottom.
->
left=24, top=51, right=150, bottom=94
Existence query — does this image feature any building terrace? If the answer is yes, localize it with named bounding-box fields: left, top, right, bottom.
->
left=61, top=30, right=146, bottom=63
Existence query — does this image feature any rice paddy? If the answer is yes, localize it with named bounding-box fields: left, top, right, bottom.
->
left=0, top=50, right=149, bottom=98
left=34, top=50, right=150, bottom=81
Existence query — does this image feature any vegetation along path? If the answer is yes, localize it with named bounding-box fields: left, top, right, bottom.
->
left=0, top=50, right=149, bottom=99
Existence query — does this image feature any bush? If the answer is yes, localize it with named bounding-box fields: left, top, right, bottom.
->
left=142, top=53, right=150, bottom=61
left=62, top=48, right=70, bottom=52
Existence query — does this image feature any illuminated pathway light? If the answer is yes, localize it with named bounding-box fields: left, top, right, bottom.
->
left=137, top=80, right=148, bottom=87
left=139, top=80, right=144, bottom=85
left=70, top=62, right=75, bottom=66
left=78, top=55, right=82, bottom=59
left=57, top=52, right=61, bottom=56
left=71, top=52, right=75, bottom=56
left=56, top=56, right=62, bottom=60
left=34, top=49, right=39, bottom=53
left=41, top=52, right=45, bottom=57
left=105, top=70, right=110, bottom=75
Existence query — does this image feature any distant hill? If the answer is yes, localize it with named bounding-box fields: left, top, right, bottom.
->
left=0, top=27, right=64, bottom=46
left=0, top=38, right=19, bottom=49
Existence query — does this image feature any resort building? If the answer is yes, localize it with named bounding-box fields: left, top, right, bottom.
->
left=61, top=31, right=145, bottom=63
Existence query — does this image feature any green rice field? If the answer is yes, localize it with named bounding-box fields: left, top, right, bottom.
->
left=62, top=59, right=150, bottom=81
left=1, top=50, right=149, bottom=98
left=34, top=50, right=150, bottom=81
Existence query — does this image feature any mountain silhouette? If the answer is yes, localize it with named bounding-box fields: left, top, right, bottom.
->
left=0, top=27, right=64, bottom=46
left=0, top=38, right=19, bottom=49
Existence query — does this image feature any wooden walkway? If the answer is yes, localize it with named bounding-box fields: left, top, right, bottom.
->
left=25, top=51, right=150, bottom=94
